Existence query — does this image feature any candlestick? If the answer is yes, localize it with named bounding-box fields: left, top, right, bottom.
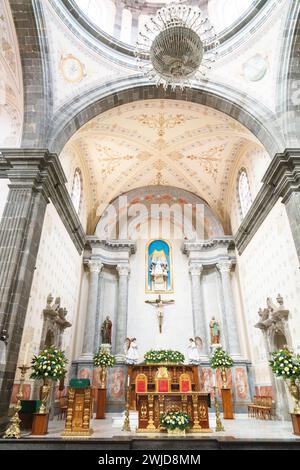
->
left=3, top=364, right=31, bottom=439
left=122, top=379, right=131, bottom=432
left=213, top=385, right=225, bottom=432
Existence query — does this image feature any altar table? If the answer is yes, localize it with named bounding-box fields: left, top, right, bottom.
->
left=136, top=392, right=211, bottom=433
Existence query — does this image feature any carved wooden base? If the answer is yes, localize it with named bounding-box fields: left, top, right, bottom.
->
left=31, top=413, right=49, bottom=435
left=291, top=413, right=300, bottom=435
left=96, top=388, right=106, bottom=419
left=221, top=388, right=234, bottom=419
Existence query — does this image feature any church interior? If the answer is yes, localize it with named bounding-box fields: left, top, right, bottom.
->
left=0, top=0, right=300, bottom=451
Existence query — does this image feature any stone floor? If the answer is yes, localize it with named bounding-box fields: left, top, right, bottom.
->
left=19, top=413, right=300, bottom=441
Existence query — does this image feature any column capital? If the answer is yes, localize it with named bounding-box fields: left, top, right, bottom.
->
left=117, top=263, right=130, bottom=276
left=189, top=263, right=203, bottom=276
left=216, top=260, right=232, bottom=273
left=0, top=148, right=85, bottom=254
left=88, top=260, right=103, bottom=274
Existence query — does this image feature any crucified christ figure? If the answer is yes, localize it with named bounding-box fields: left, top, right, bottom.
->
left=145, top=294, right=175, bottom=334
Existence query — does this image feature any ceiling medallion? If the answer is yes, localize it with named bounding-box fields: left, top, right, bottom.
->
left=135, top=2, right=219, bottom=91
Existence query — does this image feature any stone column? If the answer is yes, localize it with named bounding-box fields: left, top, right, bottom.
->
left=94, top=273, right=105, bottom=352
left=189, top=263, right=208, bottom=356
left=81, top=261, right=103, bottom=358
left=115, top=263, right=130, bottom=362
left=217, top=261, right=241, bottom=357
left=113, top=0, right=124, bottom=39
left=131, top=10, right=139, bottom=44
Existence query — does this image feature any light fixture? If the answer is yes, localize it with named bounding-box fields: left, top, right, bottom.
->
left=135, top=1, right=219, bottom=91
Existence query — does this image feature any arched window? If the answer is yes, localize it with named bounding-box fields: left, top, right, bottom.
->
left=71, top=168, right=82, bottom=215
left=238, top=169, right=252, bottom=218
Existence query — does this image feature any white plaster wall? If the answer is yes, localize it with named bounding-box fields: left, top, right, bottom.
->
left=127, top=239, right=194, bottom=361
left=16, top=203, right=83, bottom=383
left=237, top=200, right=300, bottom=387
left=0, top=179, right=9, bottom=218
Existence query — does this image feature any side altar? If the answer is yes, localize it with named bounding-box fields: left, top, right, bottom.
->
left=128, top=363, right=200, bottom=409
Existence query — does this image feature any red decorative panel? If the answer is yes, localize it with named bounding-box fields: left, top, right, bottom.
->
left=180, top=380, right=190, bottom=392
left=136, top=380, right=146, bottom=393
left=157, top=379, right=169, bottom=392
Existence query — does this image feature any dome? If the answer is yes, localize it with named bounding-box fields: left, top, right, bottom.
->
left=73, top=0, right=259, bottom=49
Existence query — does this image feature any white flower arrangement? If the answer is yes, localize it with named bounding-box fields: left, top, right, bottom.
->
left=93, top=348, right=116, bottom=368
left=269, top=348, right=300, bottom=379
left=144, top=349, right=185, bottom=364
left=160, top=411, right=190, bottom=431
left=210, top=347, right=233, bottom=369
left=30, top=346, right=67, bottom=380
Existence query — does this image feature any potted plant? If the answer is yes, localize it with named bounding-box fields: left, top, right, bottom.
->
left=269, top=347, right=300, bottom=434
left=210, top=346, right=233, bottom=388
left=160, top=411, right=190, bottom=435
left=30, top=346, right=67, bottom=414
left=144, top=349, right=185, bottom=364
left=93, top=347, right=116, bottom=389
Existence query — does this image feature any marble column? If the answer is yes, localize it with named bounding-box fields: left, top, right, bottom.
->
left=115, top=263, right=130, bottom=362
left=217, top=261, right=241, bottom=357
left=189, top=263, right=208, bottom=356
left=81, top=261, right=103, bottom=358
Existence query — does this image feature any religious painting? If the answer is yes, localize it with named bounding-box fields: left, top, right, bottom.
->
left=78, top=367, right=91, bottom=380
left=146, top=239, right=173, bottom=293
left=199, top=368, right=213, bottom=393
left=234, top=367, right=249, bottom=400
left=108, top=367, right=125, bottom=401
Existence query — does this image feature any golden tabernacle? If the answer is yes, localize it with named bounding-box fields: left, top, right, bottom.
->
left=136, top=392, right=211, bottom=432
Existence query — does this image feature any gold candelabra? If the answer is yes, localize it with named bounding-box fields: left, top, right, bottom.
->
left=4, top=364, right=31, bottom=439
left=122, top=382, right=131, bottom=432
left=213, top=385, right=225, bottom=432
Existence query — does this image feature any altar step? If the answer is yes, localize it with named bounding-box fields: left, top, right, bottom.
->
left=111, top=412, right=249, bottom=429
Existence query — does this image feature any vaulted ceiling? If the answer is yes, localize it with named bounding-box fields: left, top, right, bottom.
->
left=65, top=98, right=263, bottom=224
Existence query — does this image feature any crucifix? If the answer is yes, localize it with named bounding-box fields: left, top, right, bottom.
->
left=145, top=294, right=175, bottom=334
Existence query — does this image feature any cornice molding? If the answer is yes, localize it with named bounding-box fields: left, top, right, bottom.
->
left=235, top=149, right=300, bottom=254
left=0, top=148, right=86, bottom=254
left=183, top=237, right=235, bottom=254
left=85, top=236, right=136, bottom=254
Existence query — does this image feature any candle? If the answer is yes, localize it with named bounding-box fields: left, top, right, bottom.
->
left=23, top=343, right=30, bottom=365
left=127, top=375, right=130, bottom=387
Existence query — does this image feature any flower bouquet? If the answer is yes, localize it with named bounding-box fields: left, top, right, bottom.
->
left=144, top=349, right=185, bottom=364
left=30, top=346, right=67, bottom=413
left=160, top=411, right=190, bottom=435
left=269, top=348, right=300, bottom=414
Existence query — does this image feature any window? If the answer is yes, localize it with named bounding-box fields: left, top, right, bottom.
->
left=238, top=169, right=252, bottom=218
left=71, top=168, right=82, bottom=215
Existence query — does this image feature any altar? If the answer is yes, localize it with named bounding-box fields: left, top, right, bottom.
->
left=136, top=392, right=211, bottom=432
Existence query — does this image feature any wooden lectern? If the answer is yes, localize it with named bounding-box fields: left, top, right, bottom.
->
left=62, top=379, right=93, bottom=436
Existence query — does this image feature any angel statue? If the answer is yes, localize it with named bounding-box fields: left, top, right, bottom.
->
left=187, top=337, right=202, bottom=365
left=124, top=337, right=139, bottom=365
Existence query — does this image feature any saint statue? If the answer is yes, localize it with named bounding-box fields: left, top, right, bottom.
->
left=101, top=316, right=112, bottom=344
left=209, top=317, right=220, bottom=344
left=187, top=337, right=202, bottom=364
left=150, top=251, right=169, bottom=291
left=124, top=337, right=139, bottom=364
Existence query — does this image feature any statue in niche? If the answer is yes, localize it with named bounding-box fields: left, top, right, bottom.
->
left=150, top=253, right=169, bottom=291
left=209, top=317, right=221, bottom=344
left=101, top=316, right=112, bottom=344
left=124, top=337, right=139, bottom=364
left=187, top=337, right=202, bottom=364
left=146, top=240, right=173, bottom=293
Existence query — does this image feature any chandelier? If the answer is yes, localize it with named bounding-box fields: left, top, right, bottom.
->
left=135, top=2, right=219, bottom=91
